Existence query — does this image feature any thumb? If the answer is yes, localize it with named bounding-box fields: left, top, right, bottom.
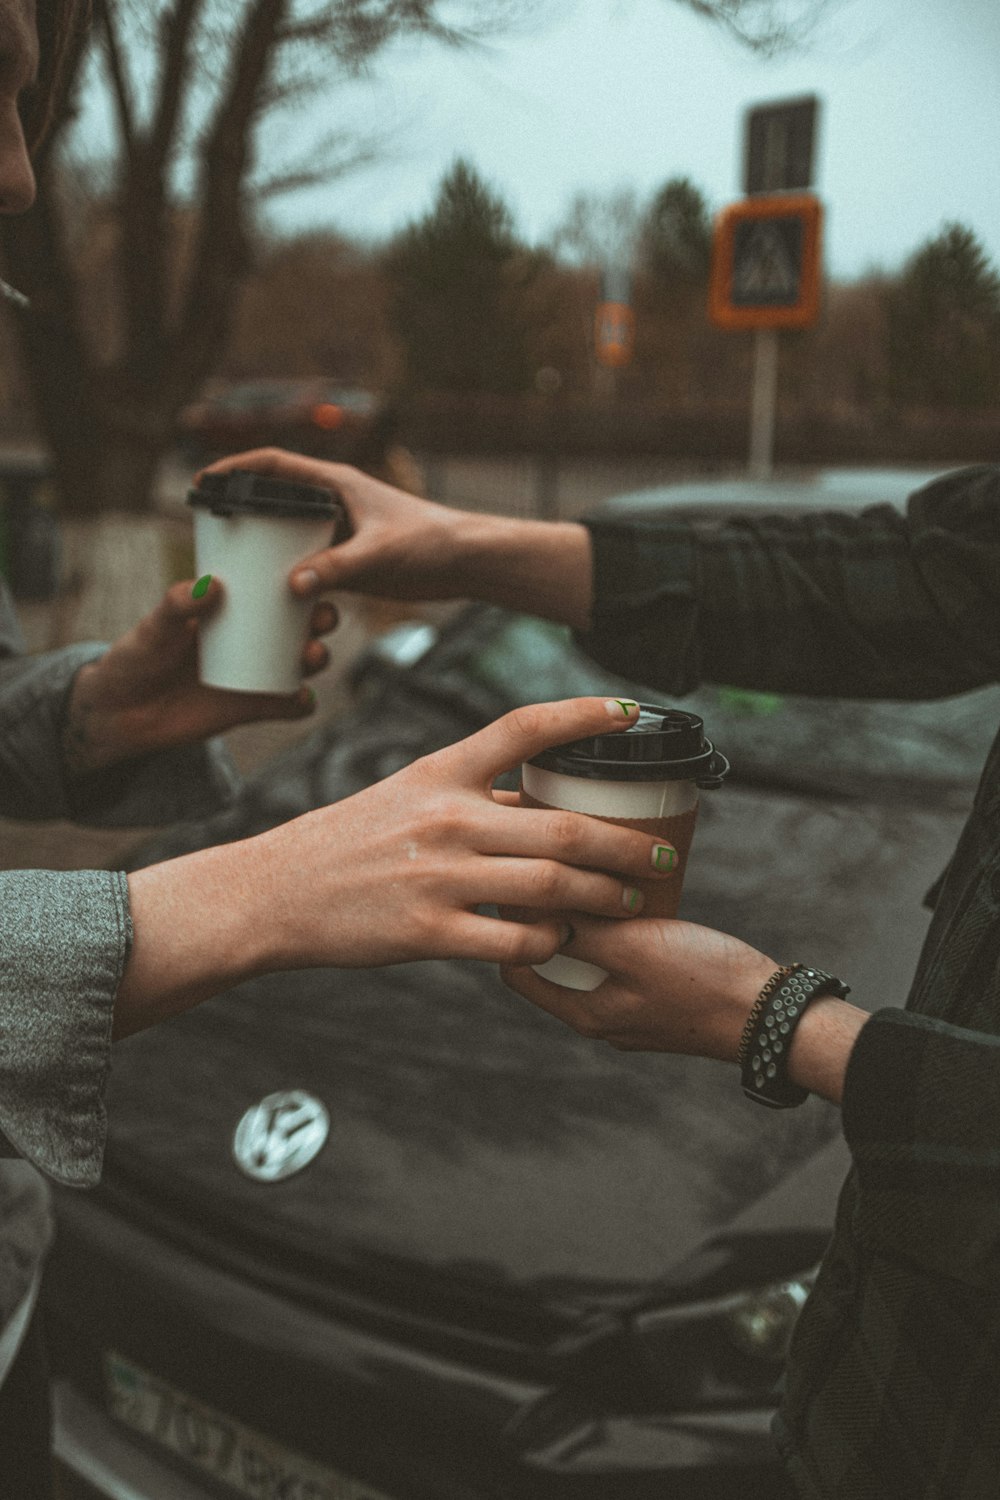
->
left=556, top=912, right=656, bottom=974
left=287, top=532, right=370, bottom=598
left=433, top=696, right=640, bottom=786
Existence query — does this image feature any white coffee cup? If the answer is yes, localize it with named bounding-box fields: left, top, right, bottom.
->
left=188, top=471, right=347, bottom=694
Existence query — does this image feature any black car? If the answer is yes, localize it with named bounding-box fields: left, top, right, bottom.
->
left=177, top=379, right=381, bottom=464
left=46, top=471, right=1000, bottom=1500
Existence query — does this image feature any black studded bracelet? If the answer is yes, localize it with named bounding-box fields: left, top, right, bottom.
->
left=739, top=965, right=851, bottom=1109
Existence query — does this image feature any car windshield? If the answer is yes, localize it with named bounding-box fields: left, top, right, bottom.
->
left=215, top=382, right=305, bottom=410
left=323, top=387, right=376, bottom=413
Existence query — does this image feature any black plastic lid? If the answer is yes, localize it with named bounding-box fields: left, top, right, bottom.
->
left=188, top=470, right=348, bottom=528
left=528, top=705, right=730, bottom=786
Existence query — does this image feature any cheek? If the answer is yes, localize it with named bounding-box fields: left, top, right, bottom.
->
left=0, top=98, right=35, bottom=213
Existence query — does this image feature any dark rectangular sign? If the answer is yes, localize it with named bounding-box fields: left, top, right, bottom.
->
left=744, top=95, right=819, bottom=195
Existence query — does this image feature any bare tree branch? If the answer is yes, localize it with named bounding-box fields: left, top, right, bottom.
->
left=251, top=126, right=382, bottom=200
left=148, top=0, right=205, bottom=179
left=95, top=0, right=138, bottom=159
left=676, top=0, right=831, bottom=55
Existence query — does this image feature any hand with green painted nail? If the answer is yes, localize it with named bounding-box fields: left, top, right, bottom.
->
left=60, top=576, right=339, bottom=776
left=117, top=696, right=673, bottom=1034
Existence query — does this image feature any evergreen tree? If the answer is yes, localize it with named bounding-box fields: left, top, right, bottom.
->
left=640, top=176, right=712, bottom=291
left=885, top=222, right=1000, bottom=407
left=385, top=159, right=540, bottom=394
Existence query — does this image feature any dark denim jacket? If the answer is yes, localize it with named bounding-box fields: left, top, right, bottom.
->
left=579, top=466, right=1000, bottom=1499
left=0, top=576, right=240, bottom=1331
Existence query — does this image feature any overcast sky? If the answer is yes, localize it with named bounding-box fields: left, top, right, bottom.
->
left=259, top=0, right=1000, bottom=280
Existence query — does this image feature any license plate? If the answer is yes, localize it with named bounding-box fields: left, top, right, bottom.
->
left=104, top=1350, right=396, bottom=1500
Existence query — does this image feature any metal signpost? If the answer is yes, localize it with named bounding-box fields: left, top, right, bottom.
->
left=708, top=96, right=823, bottom=478
left=594, top=266, right=635, bottom=397
left=594, top=301, right=636, bottom=368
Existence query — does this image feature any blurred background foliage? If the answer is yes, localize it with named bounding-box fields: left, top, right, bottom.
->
left=0, top=0, right=997, bottom=518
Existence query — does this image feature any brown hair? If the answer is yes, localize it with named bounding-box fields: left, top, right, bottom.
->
left=23, top=0, right=90, bottom=155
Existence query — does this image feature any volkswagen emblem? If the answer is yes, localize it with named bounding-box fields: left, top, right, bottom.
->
left=233, top=1090, right=330, bottom=1182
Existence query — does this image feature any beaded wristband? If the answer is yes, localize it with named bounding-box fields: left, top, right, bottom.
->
left=739, top=965, right=851, bottom=1109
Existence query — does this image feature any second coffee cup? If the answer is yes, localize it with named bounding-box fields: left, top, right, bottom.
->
left=188, top=471, right=349, bottom=694
left=520, top=705, right=730, bottom=991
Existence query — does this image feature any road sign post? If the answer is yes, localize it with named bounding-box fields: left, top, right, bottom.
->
left=708, top=95, right=823, bottom=478
left=749, top=327, right=779, bottom=479
left=709, top=193, right=823, bottom=479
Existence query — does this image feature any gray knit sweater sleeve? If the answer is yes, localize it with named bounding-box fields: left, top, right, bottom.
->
left=0, top=578, right=243, bottom=1185
left=0, top=642, right=241, bottom=826
left=0, top=870, right=128, bottom=1186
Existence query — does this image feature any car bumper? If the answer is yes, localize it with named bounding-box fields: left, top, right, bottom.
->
left=53, top=1376, right=789, bottom=1500
left=45, top=1189, right=792, bottom=1500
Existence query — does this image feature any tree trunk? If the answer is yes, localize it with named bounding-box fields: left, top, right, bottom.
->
left=48, top=512, right=167, bottom=648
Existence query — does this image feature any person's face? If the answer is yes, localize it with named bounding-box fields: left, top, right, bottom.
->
left=0, top=0, right=36, bottom=214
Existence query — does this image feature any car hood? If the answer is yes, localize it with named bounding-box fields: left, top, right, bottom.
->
left=104, top=911, right=840, bottom=1330
left=102, top=605, right=977, bottom=1348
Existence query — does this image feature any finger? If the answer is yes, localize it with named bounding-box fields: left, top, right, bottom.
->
left=300, top=639, right=329, bottom=675
left=134, top=576, right=222, bottom=650
left=198, top=448, right=334, bottom=487
left=557, top=914, right=671, bottom=975
left=216, top=682, right=318, bottom=725
left=287, top=533, right=374, bottom=597
left=491, top=789, right=520, bottom=807
left=466, top=858, right=645, bottom=918
left=484, top=802, right=677, bottom=884
left=446, top=913, right=574, bottom=967
left=496, top=905, right=529, bottom=923
left=433, top=697, right=641, bottom=787
left=500, top=960, right=615, bottom=1033
left=308, top=600, right=339, bottom=636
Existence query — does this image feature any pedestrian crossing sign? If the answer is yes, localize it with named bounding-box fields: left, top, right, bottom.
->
left=709, top=194, right=822, bottom=330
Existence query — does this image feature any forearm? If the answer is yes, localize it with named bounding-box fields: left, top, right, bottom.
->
left=580, top=471, right=1000, bottom=699
left=115, top=839, right=278, bottom=1040
left=785, top=996, right=872, bottom=1105
left=451, top=513, right=593, bottom=632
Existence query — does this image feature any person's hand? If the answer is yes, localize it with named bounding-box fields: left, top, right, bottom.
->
left=501, top=916, right=778, bottom=1062
left=244, top=697, right=679, bottom=971
left=198, top=449, right=594, bottom=631
left=61, top=576, right=338, bottom=776
left=199, top=449, right=474, bottom=602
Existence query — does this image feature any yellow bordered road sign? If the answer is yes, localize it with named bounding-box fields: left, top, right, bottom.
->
left=709, top=194, right=822, bottom=331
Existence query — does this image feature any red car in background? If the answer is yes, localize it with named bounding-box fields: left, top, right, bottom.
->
left=178, top=379, right=380, bottom=462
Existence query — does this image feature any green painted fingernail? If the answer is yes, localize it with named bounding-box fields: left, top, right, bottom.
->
left=305, top=686, right=317, bottom=709
left=624, top=886, right=643, bottom=912
left=605, top=698, right=639, bottom=718
left=192, top=574, right=212, bottom=599
left=652, top=844, right=677, bottom=872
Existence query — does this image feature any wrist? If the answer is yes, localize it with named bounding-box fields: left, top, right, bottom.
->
left=785, top=998, right=871, bottom=1106
left=115, top=838, right=277, bottom=1039
left=62, top=661, right=120, bottom=777
left=450, top=512, right=593, bottom=630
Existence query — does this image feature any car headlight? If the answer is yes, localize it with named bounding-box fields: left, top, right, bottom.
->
left=724, top=1269, right=817, bottom=1362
